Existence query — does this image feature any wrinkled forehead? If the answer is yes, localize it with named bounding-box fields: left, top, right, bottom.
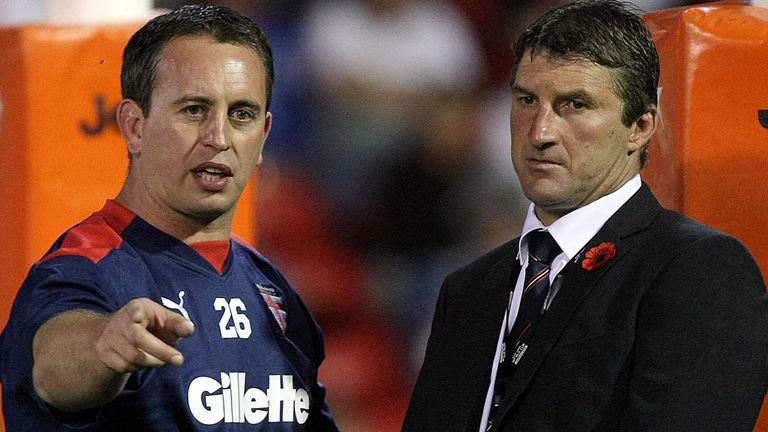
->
left=513, top=50, right=619, bottom=88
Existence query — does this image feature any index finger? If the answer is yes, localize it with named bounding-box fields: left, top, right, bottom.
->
left=126, top=299, right=195, bottom=365
left=160, top=312, right=195, bottom=342
left=127, top=323, right=186, bottom=367
left=129, top=298, right=195, bottom=343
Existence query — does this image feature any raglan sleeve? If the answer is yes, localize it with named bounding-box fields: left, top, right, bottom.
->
left=1, top=257, right=121, bottom=427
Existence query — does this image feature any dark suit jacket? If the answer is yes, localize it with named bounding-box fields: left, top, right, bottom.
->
left=403, top=184, right=768, bottom=431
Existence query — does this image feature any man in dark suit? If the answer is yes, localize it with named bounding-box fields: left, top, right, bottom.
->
left=402, top=1, right=768, bottom=431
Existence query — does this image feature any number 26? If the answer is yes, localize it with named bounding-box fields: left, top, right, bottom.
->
left=214, top=297, right=252, bottom=339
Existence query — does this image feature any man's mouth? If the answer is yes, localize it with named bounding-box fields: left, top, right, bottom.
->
left=192, top=163, right=232, bottom=190
left=193, top=163, right=232, bottom=178
left=528, top=158, right=560, bottom=167
left=196, top=167, right=231, bottom=181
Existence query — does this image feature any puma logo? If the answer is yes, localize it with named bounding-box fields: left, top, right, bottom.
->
left=161, top=291, right=190, bottom=321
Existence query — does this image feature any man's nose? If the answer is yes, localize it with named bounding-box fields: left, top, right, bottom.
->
left=202, top=115, right=230, bottom=151
left=528, top=107, right=557, bottom=148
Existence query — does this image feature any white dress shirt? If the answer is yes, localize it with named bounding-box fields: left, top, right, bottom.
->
left=478, top=175, right=642, bottom=431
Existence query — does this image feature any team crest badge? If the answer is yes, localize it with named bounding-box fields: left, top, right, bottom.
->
left=257, top=284, right=288, bottom=333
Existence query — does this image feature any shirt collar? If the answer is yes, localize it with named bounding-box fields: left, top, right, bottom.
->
left=518, top=175, right=641, bottom=263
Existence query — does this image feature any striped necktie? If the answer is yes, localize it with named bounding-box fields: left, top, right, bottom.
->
left=488, top=230, right=561, bottom=429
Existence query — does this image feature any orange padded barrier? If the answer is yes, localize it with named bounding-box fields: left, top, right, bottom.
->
left=643, top=3, right=768, bottom=431
left=0, top=23, right=258, bottom=429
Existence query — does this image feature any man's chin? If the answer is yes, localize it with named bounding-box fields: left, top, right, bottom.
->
left=184, top=200, right=236, bottom=225
left=522, top=184, right=566, bottom=207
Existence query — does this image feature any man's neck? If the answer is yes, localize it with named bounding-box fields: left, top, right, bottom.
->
left=113, top=192, right=233, bottom=245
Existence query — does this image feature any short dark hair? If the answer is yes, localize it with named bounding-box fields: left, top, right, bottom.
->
left=121, top=4, right=274, bottom=115
left=513, top=0, right=659, bottom=164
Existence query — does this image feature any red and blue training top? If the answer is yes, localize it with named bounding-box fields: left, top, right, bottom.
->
left=0, top=200, right=338, bottom=431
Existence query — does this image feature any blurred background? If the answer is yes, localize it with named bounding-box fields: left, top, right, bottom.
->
left=152, top=1, right=711, bottom=429
left=0, top=0, right=722, bottom=430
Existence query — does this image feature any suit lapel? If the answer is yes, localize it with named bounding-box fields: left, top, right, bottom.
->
left=490, top=183, right=662, bottom=426
left=456, top=243, right=522, bottom=429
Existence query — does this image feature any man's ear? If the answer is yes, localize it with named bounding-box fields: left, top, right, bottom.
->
left=116, top=99, right=144, bottom=156
left=256, top=112, right=273, bottom=166
left=628, top=105, right=658, bottom=154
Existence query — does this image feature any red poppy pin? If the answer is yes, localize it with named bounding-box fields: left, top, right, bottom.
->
left=581, top=242, right=616, bottom=271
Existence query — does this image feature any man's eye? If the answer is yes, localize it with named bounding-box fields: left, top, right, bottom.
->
left=519, top=96, right=535, bottom=105
left=232, top=109, right=255, bottom=121
left=568, top=100, right=586, bottom=109
left=184, top=105, right=205, bottom=116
